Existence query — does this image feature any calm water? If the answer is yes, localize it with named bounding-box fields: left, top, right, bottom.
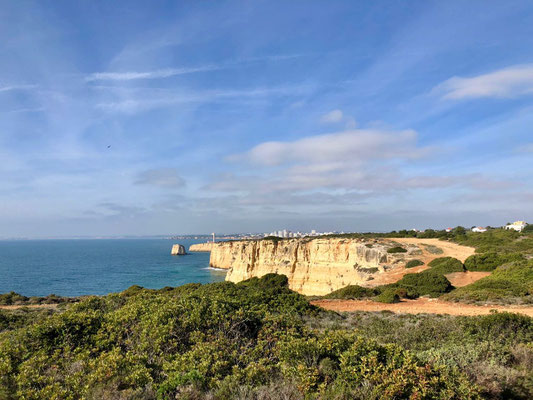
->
left=0, top=239, right=225, bottom=297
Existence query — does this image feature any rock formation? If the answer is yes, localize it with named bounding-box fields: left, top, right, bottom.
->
left=171, top=244, right=187, bottom=255
left=208, top=238, right=420, bottom=296
left=189, top=242, right=214, bottom=252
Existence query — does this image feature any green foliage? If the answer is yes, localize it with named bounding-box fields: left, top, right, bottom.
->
left=442, top=261, right=533, bottom=304
left=0, top=291, right=28, bottom=305
left=464, top=252, right=524, bottom=272
left=324, top=285, right=377, bottom=299
left=452, top=229, right=533, bottom=255
left=390, top=270, right=454, bottom=298
left=311, top=311, right=533, bottom=399
left=405, top=259, right=424, bottom=268
left=428, top=257, right=465, bottom=274
left=374, top=289, right=400, bottom=303
left=387, top=246, right=407, bottom=253
left=0, top=274, right=479, bottom=399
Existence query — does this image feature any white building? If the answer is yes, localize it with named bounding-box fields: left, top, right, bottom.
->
left=472, top=226, right=487, bottom=233
left=504, top=221, right=527, bottom=232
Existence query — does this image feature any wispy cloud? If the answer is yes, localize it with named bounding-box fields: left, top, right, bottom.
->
left=320, top=109, right=343, bottom=123
left=435, top=64, right=533, bottom=100
left=86, top=66, right=219, bottom=81
left=86, top=54, right=304, bottom=82
left=0, top=84, right=37, bottom=92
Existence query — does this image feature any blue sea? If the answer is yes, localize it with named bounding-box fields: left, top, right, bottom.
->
left=0, top=239, right=225, bottom=297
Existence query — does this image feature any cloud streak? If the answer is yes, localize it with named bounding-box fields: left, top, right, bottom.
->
left=435, top=64, right=533, bottom=100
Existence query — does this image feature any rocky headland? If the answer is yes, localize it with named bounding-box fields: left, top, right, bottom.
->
left=189, top=242, right=214, bottom=252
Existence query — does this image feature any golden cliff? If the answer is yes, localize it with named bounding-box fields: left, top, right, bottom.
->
left=208, top=238, right=421, bottom=296
left=189, top=242, right=214, bottom=252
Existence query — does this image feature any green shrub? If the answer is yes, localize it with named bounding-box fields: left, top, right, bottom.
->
left=406, top=259, right=424, bottom=268
left=324, top=285, right=377, bottom=299
left=0, top=291, right=28, bottom=305
left=374, top=289, right=400, bottom=303
left=387, top=246, right=407, bottom=253
left=428, top=257, right=464, bottom=274
left=464, top=252, right=524, bottom=272
left=392, top=271, right=454, bottom=298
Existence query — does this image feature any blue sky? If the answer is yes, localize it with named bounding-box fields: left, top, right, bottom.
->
left=1, top=0, right=533, bottom=237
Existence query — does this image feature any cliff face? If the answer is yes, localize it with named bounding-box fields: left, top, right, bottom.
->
left=209, top=238, right=413, bottom=296
left=189, top=243, right=214, bottom=252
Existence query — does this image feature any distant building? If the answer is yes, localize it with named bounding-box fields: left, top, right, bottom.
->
left=504, top=221, right=527, bottom=232
left=472, top=226, right=487, bottom=233
left=445, top=228, right=453, bottom=233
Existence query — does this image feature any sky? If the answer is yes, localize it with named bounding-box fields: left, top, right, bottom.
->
left=1, top=0, right=533, bottom=238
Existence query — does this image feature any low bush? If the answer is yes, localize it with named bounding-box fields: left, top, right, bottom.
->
left=406, top=259, right=424, bottom=268
left=392, top=270, right=454, bottom=298
left=387, top=246, right=407, bottom=253
left=0, top=291, right=28, bottom=305
left=374, top=289, right=400, bottom=303
left=324, top=285, right=377, bottom=299
left=428, top=257, right=464, bottom=274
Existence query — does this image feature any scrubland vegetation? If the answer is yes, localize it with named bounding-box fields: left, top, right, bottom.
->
left=1, top=275, right=482, bottom=399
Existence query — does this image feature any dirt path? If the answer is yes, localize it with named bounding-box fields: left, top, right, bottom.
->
left=312, top=298, right=533, bottom=317
left=0, top=304, right=58, bottom=310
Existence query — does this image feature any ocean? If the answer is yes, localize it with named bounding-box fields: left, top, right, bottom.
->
left=0, top=238, right=226, bottom=297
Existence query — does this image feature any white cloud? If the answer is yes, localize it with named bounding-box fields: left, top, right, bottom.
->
left=320, top=109, right=344, bottom=123
left=230, top=129, right=429, bottom=166
left=135, top=168, right=185, bottom=188
left=435, top=64, right=533, bottom=99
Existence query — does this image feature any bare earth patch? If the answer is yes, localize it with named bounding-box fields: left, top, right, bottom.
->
left=311, top=298, right=533, bottom=317
left=445, top=271, right=491, bottom=287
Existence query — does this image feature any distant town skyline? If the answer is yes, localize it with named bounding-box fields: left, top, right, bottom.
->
left=1, top=1, right=533, bottom=237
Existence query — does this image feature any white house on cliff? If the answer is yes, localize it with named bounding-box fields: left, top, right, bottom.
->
left=504, top=221, right=527, bottom=232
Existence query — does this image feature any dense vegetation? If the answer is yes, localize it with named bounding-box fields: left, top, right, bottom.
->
left=0, top=275, right=480, bottom=399
left=307, top=311, right=533, bottom=400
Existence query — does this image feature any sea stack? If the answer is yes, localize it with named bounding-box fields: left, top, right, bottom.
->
left=171, top=244, right=187, bottom=255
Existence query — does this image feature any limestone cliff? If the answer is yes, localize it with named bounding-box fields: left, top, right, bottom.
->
left=189, top=242, right=214, bottom=252
left=209, top=238, right=419, bottom=296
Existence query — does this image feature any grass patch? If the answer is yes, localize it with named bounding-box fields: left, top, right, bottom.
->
left=464, top=252, right=524, bottom=272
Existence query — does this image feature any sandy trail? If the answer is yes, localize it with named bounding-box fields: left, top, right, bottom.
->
left=312, top=298, right=533, bottom=317
left=390, top=238, right=476, bottom=263
left=0, top=304, right=58, bottom=310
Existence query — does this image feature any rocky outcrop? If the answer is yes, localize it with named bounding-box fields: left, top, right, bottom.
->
left=209, top=238, right=419, bottom=296
left=189, top=242, right=214, bottom=252
left=171, top=244, right=187, bottom=255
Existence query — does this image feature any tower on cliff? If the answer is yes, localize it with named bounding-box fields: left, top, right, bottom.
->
left=212, top=232, right=215, bottom=243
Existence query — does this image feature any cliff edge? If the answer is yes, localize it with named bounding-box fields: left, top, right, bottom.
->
left=189, top=242, right=214, bottom=252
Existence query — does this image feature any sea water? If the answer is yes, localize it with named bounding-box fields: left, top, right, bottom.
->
left=0, top=238, right=225, bottom=297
